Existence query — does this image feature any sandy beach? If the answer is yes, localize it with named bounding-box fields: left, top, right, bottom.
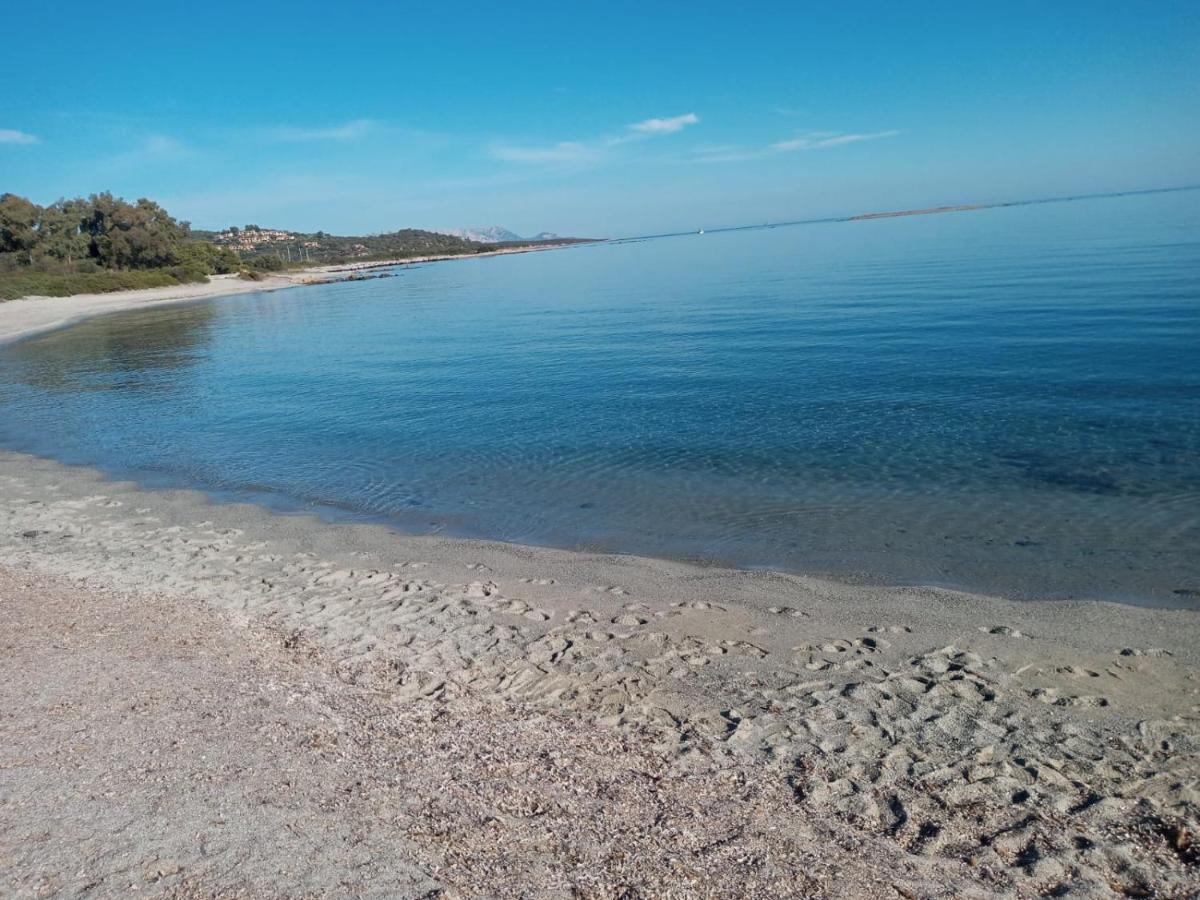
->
left=0, top=242, right=582, bottom=347
left=0, top=272, right=322, bottom=347
left=1, top=445, right=1197, bottom=897
left=4, top=1, right=1194, bottom=894
left=2, top=273, right=1199, bottom=897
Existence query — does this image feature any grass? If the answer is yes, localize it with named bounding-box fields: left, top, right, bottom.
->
left=0, top=268, right=208, bottom=302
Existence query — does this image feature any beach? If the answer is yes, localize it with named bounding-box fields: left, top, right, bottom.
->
left=0, top=242, right=582, bottom=347
left=1, top=446, right=1197, bottom=897
left=2, top=215, right=1199, bottom=897
left=4, top=2, right=1196, bottom=894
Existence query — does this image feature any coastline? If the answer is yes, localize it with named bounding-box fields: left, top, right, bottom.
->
left=1, top=238, right=1197, bottom=894
left=2, top=447, right=1198, bottom=895
left=0, top=271, right=321, bottom=347
left=0, top=241, right=585, bottom=347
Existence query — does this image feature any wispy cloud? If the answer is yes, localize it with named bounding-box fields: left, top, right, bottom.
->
left=0, top=128, right=38, bottom=145
left=771, top=130, right=899, bottom=152
left=691, top=129, right=899, bottom=163
left=267, top=119, right=377, bottom=142
left=494, top=113, right=701, bottom=166
left=490, top=141, right=601, bottom=165
left=627, top=112, right=699, bottom=135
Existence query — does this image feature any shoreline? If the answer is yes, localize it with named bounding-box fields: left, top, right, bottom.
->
left=2, top=273, right=1191, bottom=614
left=0, top=241, right=585, bottom=348
left=1, top=229, right=1198, bottom=892
left=2, top=446, right=1198, bottom=895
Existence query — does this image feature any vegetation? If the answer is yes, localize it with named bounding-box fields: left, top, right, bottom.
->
left=1, top=189, right=591, bottom=301
left=0, top=192, right=239, bottom=301
left=190, top=226, right=494, bottom=268
left=0, top=269, right=201, bottom=302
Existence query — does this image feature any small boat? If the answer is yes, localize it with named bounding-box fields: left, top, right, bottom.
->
left=697, top=229, right=705, bottom=235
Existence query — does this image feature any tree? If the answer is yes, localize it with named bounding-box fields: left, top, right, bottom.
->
left=0, top=193, right=40, bottom=262
left=35, top=198, right=90, bottom=266
left=82, top=193, right=186, bottom=270
left=175, top=241, right=240, bottom=276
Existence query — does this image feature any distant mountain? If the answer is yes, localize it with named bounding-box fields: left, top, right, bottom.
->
left=529, top=232, right=561, bottom=241
left=437, top=225, right=524, bottom=243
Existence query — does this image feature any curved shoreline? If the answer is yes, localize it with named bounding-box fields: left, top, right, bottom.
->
left=0, top=242, right=585, bottom=348
left=1, top=249, right=1198, bottom=891
left=1, top=446, right=1198, bottom=894
left=0, top=271, right=322, bottom=347
left=1, top=262, right=1195, bottom=611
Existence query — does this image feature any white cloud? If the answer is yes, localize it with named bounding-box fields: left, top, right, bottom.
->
left=690, top=129, right=900, bottom=163
left=770, top=130, right=899, bottom=152
left=627, top=112, right=699, bottom=135
left=0, top=128, right=38, bottom=145
left=268, top=119, right=377, bottom=142
left=490, top=141, right=600, bottom=165
left=494, top=112, right=701, bottom=166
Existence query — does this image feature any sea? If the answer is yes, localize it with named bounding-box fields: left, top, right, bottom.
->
left=2, top=189, right=1197, bottom=606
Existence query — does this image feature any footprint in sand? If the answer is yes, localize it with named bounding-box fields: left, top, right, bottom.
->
left=795, top=636, right=890, bottom=655
left=589, top=585, right=630, bottom=596
left=719, top=639, right=768, bottom=659
left=766, top=605, right=808, bottom=618
left=980, top=625, right=1026, bottom=638
left=354, top=571, right=395, bottom=588
left=1055, top=665, right=1102, bottom=678
left=1031, top=687, right=1110, bottom=708
left=612, top=613, right=647, bottom=627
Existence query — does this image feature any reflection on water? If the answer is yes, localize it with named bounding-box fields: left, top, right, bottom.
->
left=1, top=191, right=1198, bottom=606
left=4, top=301, right=217, bottom=392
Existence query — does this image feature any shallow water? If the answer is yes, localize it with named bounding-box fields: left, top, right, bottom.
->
left=1, top=191, right=1198, bottom=605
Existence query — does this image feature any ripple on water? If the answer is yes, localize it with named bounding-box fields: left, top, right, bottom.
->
left=0, top=191, right=1198, bottom=605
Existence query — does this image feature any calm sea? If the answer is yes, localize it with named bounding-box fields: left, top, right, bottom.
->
left=2, top=190, right=1198, bottom=606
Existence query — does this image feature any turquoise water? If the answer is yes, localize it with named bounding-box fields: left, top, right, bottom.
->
left=1, top=191, right=1198, bottom=605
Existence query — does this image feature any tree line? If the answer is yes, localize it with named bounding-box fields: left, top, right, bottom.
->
left=0, top=192, right=239, bottom=278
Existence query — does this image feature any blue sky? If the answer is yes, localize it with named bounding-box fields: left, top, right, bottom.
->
left=2, top=1, right=1197, bottom=237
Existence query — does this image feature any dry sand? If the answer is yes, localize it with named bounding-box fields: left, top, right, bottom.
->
left=1, top=449, right=1198, bottom=898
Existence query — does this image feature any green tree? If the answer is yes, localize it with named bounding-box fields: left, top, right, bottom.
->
left=175, top=241, right=240, bottom=276
left=83, top=193, right=186, bottom=269
left=34, top=198, right=90, bottom=266
left=0, top=193, right=40, bottom=262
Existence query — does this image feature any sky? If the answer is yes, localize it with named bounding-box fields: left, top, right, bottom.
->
left=2, top=1, right=1198, bottom=238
